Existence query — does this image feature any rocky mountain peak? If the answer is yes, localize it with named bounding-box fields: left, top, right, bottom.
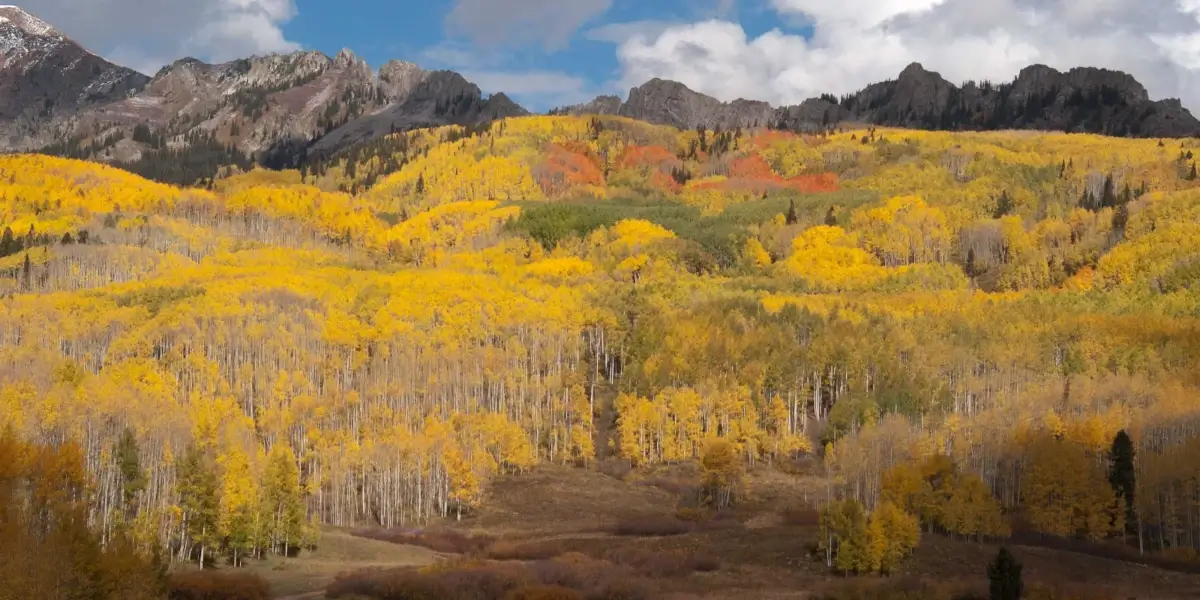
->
left=0, top=5, right=60, bottom=38
left=568, top=62, right=1199, bottom=138
left=897, top=62, right=934, bottom=80
left=333, top=48, right=359, bottom=69
left=0, top=5, right=147, bottom=144
left=378, top=59, right=428, bottom=101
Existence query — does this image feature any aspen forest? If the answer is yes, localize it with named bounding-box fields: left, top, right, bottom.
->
left=3, top=115, right=1200, bottom=589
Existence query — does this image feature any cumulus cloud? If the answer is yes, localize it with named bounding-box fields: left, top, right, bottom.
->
left=17, top=0, right=299, bottom=73
left=608, top=0, right=1200, bottom=111
left=446, top=0, right=613, bottom=51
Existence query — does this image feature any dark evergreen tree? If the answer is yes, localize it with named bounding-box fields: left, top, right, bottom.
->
left=786, top=199, right=799, bottom=225
left=21, top=252, right=31, bottom=289
left=1101, top=174, right=1117, bottom=208
left=60, top=232, right=74, bottom=245
left=966, top=248, right=978, bottom=278
left=994, top=190, right=1014, bottom=218
left=0, top=226, right=14, bottom=257
left=114, top=428, right=146, bottom=519
left=1112, top=204, right=1129, bottom=232
left=1109, top=430, right=1136, bottom=533
left=1080, top=188, right=1096, bottom=211
left=77, top=230, right=89, bottom=244
left=1190, top=163, right=1197, bottom=181
left=988, top=547, right=1023, bottom=600
left=177, top=443, right=220, bottom=567
left=825, top=206, right=838, bottom=227
left=415, top=172, right=425, bottom=195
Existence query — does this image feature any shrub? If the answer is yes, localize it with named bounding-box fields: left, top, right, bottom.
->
left=326, top=569, right=451, bottom=600
left=596, top=459, right=632, bottom=481
left=604, top=547, right=720, bottom=577
left=329, top=554, right=662, bottom=600
left=504, top=584, right=585, bottom=600
left=327, top=563, right=530, bottom=600
left=167, top=571, right=271, bottom=600
left=352, top=528, right=495, bottom=555
left=691, top=553, right=721, bottom=573
left=635, top=476, right=696, bottom=497
left=781, top=505, right=821, bottom=526
left=814, top=577, right=949, bottom=600
left=610, top=515, right=694, bottom=536
left=487, top=539, right=574, bottom=561
left=528, top=554, right=617, bottom=590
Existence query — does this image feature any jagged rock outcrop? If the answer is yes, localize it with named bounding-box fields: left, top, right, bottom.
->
left=310, top=69, right=527, bottom=154
left=0, top=6, right=527, bottom=176
left=569, top=62, right=1200, bottom=138
left=0, top=6, right=148, bottom=147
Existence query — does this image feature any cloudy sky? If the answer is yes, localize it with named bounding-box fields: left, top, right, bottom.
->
left=16, top=0, right=1200, bottom=111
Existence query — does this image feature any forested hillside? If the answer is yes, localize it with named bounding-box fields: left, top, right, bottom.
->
left=2, top=115, right=1200, bottom=578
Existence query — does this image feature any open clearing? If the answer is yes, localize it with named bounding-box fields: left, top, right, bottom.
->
left=251, top=463, right=1200, bottom=599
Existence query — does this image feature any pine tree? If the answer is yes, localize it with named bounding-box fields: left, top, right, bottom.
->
left=1189, top=163, right=1197, bottom=181
left=261, top=444, right=305, bottom=556
left=965, top=248, right=978, bottom=279
left=786, top=199, right=799, bottom=225
left=824, top=206, right=838, bottom=227
left=177, top=443, right=220, bottom=568
left=0, top=226, right=14, bottom=257
left=1101, top=174, right=1117, bottom=207
left=114, top=428, right=145, bottom=520
left=994, top=190, right=1014, bottom=218
left=988, top=547, right=1023, bottom=600
left=1108, top=430, right=1136, bottom=537
left=1112, top=204, right=1130, bottom=231
left=21, top=253, right=31, bottom=290
left=415, top=172, right=425, bottom=195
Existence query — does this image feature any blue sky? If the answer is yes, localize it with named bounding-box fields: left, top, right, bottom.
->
left=281, top=0, right=785, bottom=110
left=23, top=0, right=1200, bottom=112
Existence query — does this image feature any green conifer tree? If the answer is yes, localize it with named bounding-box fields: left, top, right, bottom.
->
left=988, top=547, right=1023, bottom=600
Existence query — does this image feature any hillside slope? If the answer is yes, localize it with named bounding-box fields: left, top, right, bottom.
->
left=2, top=116, right=1200, bottom=592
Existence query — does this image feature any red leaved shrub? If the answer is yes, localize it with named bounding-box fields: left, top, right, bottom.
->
left=503, top=584, right=585, bottom=600
left=352, top=527, right=495, bottom=555
left=610, top=515, right=694, bottom=536
left=167, top=571, right=270, bottom=600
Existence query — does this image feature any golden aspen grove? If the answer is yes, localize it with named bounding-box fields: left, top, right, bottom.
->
left=4, top=114, right=1200, bottom=591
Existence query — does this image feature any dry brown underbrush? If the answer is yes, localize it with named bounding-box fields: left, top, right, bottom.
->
left=610, top=512, right=743, bottom=536
left=487, top=539, right=578, bottom=561
left=780, top=505, right=821, bottom=527
left=503, top=584, right=585, bottom=600
left=601, top=547, right=720, bottom=577
left=325, top=545, right=723, bottom=600
left=167, top=571, right=271, bottom=600
left=351, top=527, right=495, bottom=555
left=326, top=556, right=657, bottom=600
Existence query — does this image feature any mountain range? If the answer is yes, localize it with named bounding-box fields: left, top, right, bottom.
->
left=2, top=5, right=1198, bottom=185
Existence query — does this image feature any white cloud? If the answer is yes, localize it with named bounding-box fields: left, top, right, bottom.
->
left=17, top=0, right=299, bottom=74
left=607, top=0, right=1200, bottom=111
left=446, top=0, right=613, bottom=51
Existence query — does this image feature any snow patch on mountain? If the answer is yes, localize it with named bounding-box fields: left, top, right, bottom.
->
left=0, top=6, right=60, bottom=38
